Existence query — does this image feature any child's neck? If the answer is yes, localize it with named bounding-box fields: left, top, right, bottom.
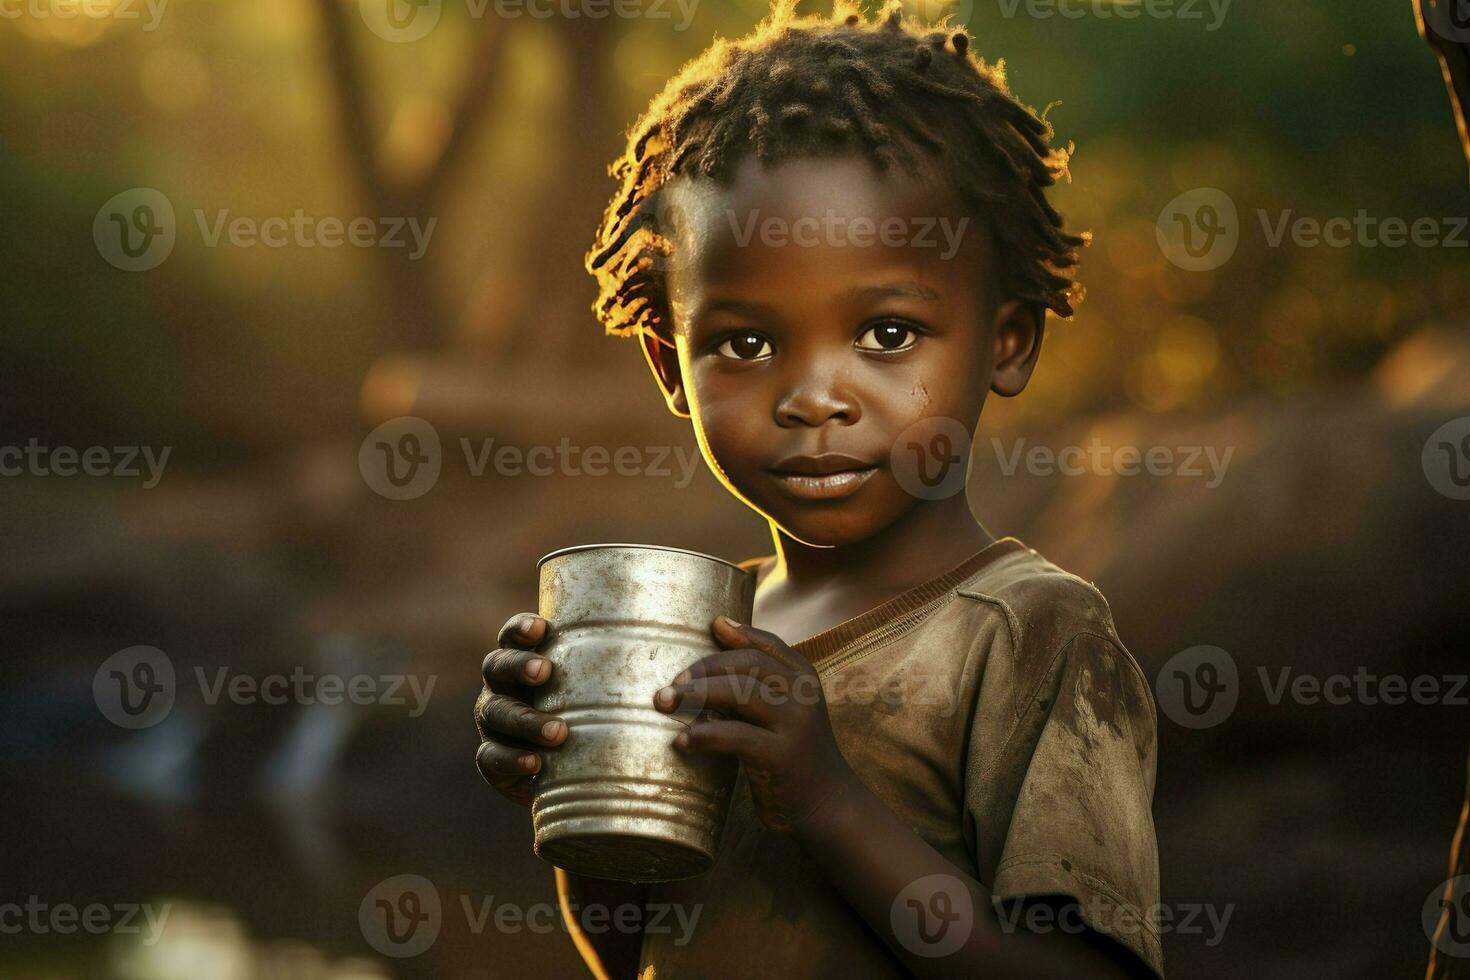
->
left=759, top=494, right=996, bottom=614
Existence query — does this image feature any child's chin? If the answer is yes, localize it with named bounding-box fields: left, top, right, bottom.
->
left=769, top=510, right=891, bottom=549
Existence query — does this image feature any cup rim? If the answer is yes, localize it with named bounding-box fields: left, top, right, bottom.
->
left=536, top=542, right=750, bottom=574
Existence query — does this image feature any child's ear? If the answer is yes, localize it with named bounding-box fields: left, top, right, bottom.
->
left=989, top=300, right=1045, bottom=397
left=639, top=327, right=691, bottom=418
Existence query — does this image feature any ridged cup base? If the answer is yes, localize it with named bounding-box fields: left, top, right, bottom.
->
left=533, top=779, right=723, bottom=882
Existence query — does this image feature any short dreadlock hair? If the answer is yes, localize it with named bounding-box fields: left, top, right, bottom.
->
left=586, top=0, right=1087, bottom=343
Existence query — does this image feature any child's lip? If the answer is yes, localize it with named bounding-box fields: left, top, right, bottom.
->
left=768, top=452, right=876, bottom=475
left=767, top=466, right=878, bottom=501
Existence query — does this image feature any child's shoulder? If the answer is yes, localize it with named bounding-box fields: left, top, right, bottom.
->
left=952, top=540, right=1152, bottom=709
left=955, top=539, right=1119, bottom=642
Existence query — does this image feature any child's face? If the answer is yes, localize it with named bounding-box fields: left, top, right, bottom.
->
left=647, top=153, right=1039, bottom=547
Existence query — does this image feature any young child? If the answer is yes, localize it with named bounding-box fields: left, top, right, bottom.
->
left=476, top=3, right=1162, bottom=976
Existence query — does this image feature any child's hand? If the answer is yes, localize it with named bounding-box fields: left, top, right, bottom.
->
left=474, top=613, right=567, bottom=806
left=654, top=616, right=856, bottom=835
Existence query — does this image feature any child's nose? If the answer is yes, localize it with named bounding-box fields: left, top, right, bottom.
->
left=774, top=382, right=860, bottom=427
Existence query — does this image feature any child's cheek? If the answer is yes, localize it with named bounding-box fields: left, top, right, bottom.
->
left=691, top=410, right=773, bottom=505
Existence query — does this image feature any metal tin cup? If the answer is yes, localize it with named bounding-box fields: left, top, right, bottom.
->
left=530, top=543, right=755, bottom=882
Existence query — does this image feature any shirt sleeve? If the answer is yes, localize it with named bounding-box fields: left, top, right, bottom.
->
left=976, top=629, right=1165, bottom=977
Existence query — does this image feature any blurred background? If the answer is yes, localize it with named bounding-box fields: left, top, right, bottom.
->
left=2, top=0, right=1468, bottom=977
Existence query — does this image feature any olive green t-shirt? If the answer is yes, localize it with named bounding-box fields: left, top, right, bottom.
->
left=638, top=537, right=1164, bottom=979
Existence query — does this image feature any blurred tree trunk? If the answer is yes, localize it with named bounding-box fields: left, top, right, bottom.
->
left=503, top=17, right=616, bottom=366
left=313, top=0, right=508, bottom=353
left=1416, top=11, right=1470, bottom=976
left=1428, top=751, right=1469, bottom=980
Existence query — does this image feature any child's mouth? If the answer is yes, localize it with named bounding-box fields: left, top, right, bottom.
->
left=767, top=453, right=880, bottom=501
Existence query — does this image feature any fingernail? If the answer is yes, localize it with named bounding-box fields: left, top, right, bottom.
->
left=655, top=687, right=675, bottom=709
left=541, top=719, right=564, bottom=741
left=526, top=657, right=549, bottom=681
left=521, top=753, right=541, bottom=772
left=717, top=615, right=742, bottom=629
left=673, top=731, right=689, bottom=750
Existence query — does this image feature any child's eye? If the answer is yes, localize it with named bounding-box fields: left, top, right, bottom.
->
left=715, top=331, right=773, bottom=360
left=855, top=321, right=919, bottom=352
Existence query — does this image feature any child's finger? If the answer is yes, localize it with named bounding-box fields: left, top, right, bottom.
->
left=475, top=690, right=568, bottom=746
left=496, top=613, right=549, bottom=650
left=482, top=646, right=554, bottom=687
left=710, top=615, right=806, bottom=672
left=476, top=739, right=543, bottom=778
left=670, top=647, right=789, bottom=689
left=672, top=717, right=776, bottom=766
left=654, top=674, right=777, bottom=727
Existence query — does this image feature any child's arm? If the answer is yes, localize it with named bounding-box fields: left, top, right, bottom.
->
left=789, top=768, right=1143, bottom=979
left=655, top=616, right=1145, bottom=980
